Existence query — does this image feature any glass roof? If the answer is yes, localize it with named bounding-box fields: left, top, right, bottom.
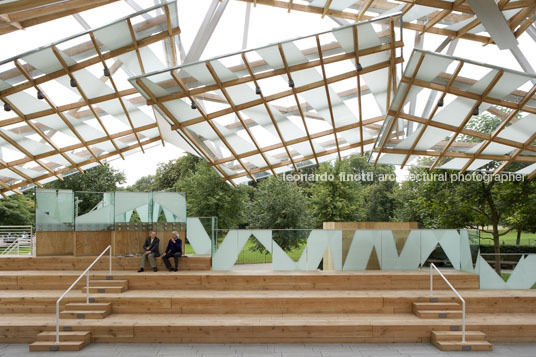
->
left=372, top=49, right=536, bottom=177
left=130, top=13, right=403, bottom=185
left=0, top=0, right=179, bottom=197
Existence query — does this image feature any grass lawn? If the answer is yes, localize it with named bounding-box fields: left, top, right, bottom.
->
left=501, top=273, right=536, bottom=289
left=0, top=246, right=31, bottom=255
left=185, top=240, right=306, bottom=264
left=479, top=230, right=536, bottom=246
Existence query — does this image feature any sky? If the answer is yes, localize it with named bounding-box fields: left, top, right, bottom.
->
left=1, top=0, right=535, bottom=186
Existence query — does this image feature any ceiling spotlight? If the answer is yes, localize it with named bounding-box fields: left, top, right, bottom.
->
left=37, top=90, right=45, bottom=100
left=3, top=102, right=11, bottom=112
left=356, top=62, right=363, bottom=72
left=103, top=67, right=111, bottom=77
left=191, top=101, right=197, bottom=110
left=437, top=97, right=444, bottom=107
left=70, top=78, right=77, bottom=87
left=288, top=79, right=295, bottom=88
left=472, top=106, right=479, bottom=116
left=255, top=86, right=261, bottom=95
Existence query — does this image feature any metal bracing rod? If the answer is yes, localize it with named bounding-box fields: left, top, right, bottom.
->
left=242, top=2, right=252, bottom=50
left=510, top=45, right=536, bottom=85
left=183, top=0, right=229, bottom=64
left=408, top=19, right=425, bottom=126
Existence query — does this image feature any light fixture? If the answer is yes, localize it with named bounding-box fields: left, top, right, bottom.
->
left=3, top=102, right=11, bottom=112
left=288, top=79, right=295, bottom=88
left=103, top=67, right=111, bottom=77
left=437, top=97, right=444, bottom=107
left=255, top=86, right=261, bottom=95
left=70, top=78, right=77, bottom=87
left=37, top=90, right=45, bottom=100
left=356, top=62, right=363, bottom=72
left=472, top=106, right=479, bottom=116
left=191, top=101, right=197, bottom=110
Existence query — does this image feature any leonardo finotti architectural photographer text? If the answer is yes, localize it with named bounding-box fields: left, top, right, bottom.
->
left=281, top=171, right=524, bottom=183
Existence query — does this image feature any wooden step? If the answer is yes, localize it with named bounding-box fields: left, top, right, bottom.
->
left=64, top=303, right=111, bottom=313
left=415, top=310, right=462, bottom=319
left=89, top=279, right=128, bottom=288
left=29, top=340, right=88, bottom=352
left=81, top=286, right=126, bottom=293
left=433, top=340, right=493, bottom=351
left=432, top=331, right=487, bottom=342
left=59, top=310, right=109, bottom=319
left=35, top=331, right=90, bottom=343
left=412, top=302, right=460, bottom=312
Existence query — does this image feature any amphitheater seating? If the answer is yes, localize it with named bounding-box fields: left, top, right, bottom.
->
left=0, top=256, right=534, bottom=352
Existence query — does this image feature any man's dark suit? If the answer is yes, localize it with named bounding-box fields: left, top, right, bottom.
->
left=143, top=236, right=160, bottom=257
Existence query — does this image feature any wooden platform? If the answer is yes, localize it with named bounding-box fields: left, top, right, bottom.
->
left=0, top=269, right=480, bottom=290
left=0, top=266, right=532, bottom=350
left=2, top=312, right=536, bottom=344
left=0, top=255, right=211, bottom=271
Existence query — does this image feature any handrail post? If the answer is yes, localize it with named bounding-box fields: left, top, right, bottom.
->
left=55, top=301, right=60, bottom=344
left=86, top=272, right=89, bottom=304
left=462, top=300, right=466, bottom=343
left=429, top=263, right=466, bottom=345
left=109, top=245, right=112, bottom=277
left=430, top=263, right=433, bottom=296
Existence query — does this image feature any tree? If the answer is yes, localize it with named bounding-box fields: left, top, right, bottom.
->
left=128, top=175, right=155, bottom=192
left=45, top=164, right=125, bottom=215
left=175, top=161, right=247, bottom=229
left=246, top=176, right=312, bottom=252
left=153, top=154, right=202, bottom=190
left=307, top=159, right=366, bottom=227
left=0, top=193, right=34, bottom=226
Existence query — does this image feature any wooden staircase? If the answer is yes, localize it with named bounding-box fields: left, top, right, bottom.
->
left=413, top=298, right=493, bottom=351
left=29, top=331, right=91, bottom=352
left=432, top=331, right=493, bottom=351
left=29, top=277, right=124, bottom=352
left=60, top=302, right=112, bottom=319
left=80, top=277, right=128, bottom=294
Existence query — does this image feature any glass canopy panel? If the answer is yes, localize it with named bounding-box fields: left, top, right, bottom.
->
left=0, top=1, right=183, bottom=196
left=129, top=13, right=401, bottom=184
left=373, top=48, right=536, bottom=175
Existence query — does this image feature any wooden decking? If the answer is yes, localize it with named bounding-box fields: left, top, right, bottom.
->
left=0, top=261, right=532, bottom=350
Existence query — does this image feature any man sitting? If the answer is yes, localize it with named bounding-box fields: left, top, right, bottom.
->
left=162, top=231, right=182, bottom=272
left=138, top=231, right=160, bottom=272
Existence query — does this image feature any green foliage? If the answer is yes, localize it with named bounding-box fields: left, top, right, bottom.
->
left=46, top=164, right=125, bottom=192
left=307, top=159, right=366, bottom=227
left=153, top=154, right=202, bottom=190
left=127, top=175, right=155, bottom=192
left=175, top=161, right=247, bottom=229
left=0, top=193, right=34, bottom=226
left=246, top=176, right=312, bottom=252
left=45, top=164, right=125, bottom=215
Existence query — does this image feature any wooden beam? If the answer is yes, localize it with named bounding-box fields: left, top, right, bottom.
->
left=211, top=115, right=384, bottom=166
left=170, top=57, right=404, bottom=130
left=315, top=35, right=341, bottom=161
left=0, top=25, right=181, bottom=98
left=429, top=70, right=505, bottom=171
left=400, top=61, right=465, bottom=169
left=135, top=78, right=237, bottom=186
left=205, top=61, right=277, bottom=177
left=460, top=84, right=536, bottom=174
left=169, top=71, right=253, bottom=183
left=241, top=53, right=298, bottom=172
left=374, top=52, right=426, bottom=166
left=89, top=32, right=144, bottom=154
left=51, top=45, right=125, bottom=160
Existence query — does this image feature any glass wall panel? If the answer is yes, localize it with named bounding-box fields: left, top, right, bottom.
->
left=35, top=189, right=74, bottom=231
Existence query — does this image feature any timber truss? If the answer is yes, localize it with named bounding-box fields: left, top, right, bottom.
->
left=372, top=49, right=536, bottom=178
left=131, top=14, right=403, bottom=185
left=0, top=1, right=180, bottom=197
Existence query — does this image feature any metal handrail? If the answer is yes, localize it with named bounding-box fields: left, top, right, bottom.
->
left=430, top=263, right=466, bottom=344
left=55, top=245, right=112, bottom=344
